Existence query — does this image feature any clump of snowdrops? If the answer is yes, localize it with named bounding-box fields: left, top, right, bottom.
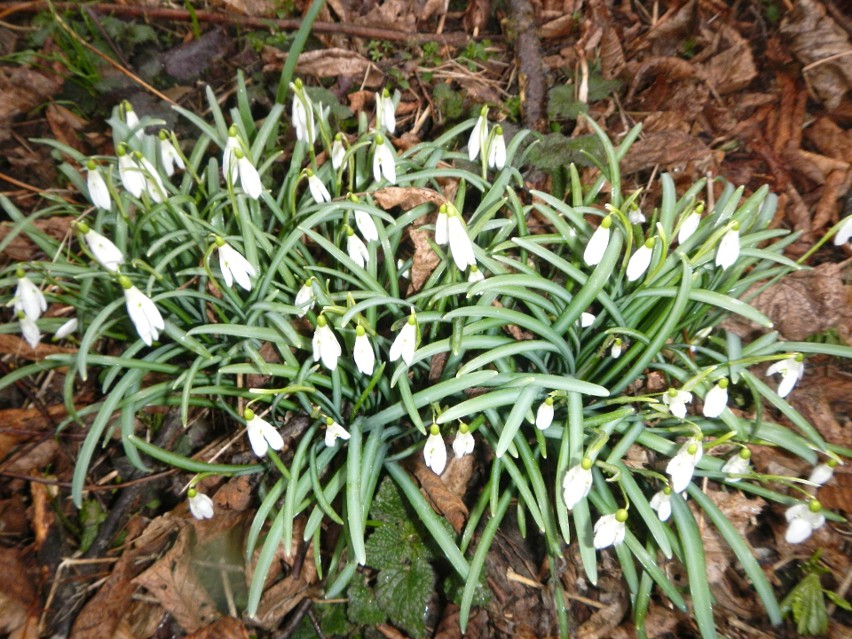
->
left=3, top=74, right=851, bottom=637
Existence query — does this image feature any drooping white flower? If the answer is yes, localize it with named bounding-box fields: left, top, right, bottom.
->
left=353, top=325, right=375, bottom=376
left=18, top=312, right=40, bottom=349
left=79, top=223, right=124, bottom=272
left=354, top=209, right=379, bottom=242
left=324, top=417, right=351, bottom=447
left=14, top=272, right=47, bottom=321
left=397, top=259, right=410, bottom=279
left=766, top=355, right=804, bottom=398
left=610, top=338, right=623, bottom=359
left=626, top=238, right=654, bottom=282
left=453, top=422, right=475, bottom=458
left=593, top=510, right=628, bottom=549
left=446, top=206, right=477, bottom=271
left=424, top=424, right=447, bottom=475
left=809, top=461, right=836, bottom=486
left=307, top=171, right=331, bottom=204
left=389, top=308, right=417, bottom=366
left=702, top=379, right=729, bottom=418
left=833, top=216, right=852, bottom=246
left=468, top=107, right=488, bottom=162
left=562, top=459, right=594, bottom=510
left=584, top=216, right=612, bottom=266
left=468, top=265, right=485, bottom=284
left=134, top=152, right=167, bottom=203
left=53, top=318, right=78, bottom=340
left=785, top=501, right=825, bottom=544
left=159, top=131, right=185, bottom=177
left=117, top=146, right=145, bottom=198
left=375, top=88, right=396, bottom=134
left=372, top=135, right=396, bottom=184
left=649, top=489, right=673, bottom=522
left=435, top=205, right=449, bottom=245
left=188, top=489, right=214, bottom=520
left=677, top=210, right=701, bottom=244
left=721, top=448, right=751, bottom=482
left=312, top=315, right=341, bottom=371
left=580, top=312, right=596, bottom=328
left=290, top=80, right=316, bottom=144
left=628, top=207, right=646, bottom=225
left=487, top=125, right=506, bottom=170
left=715, top=223, right=740, bottom=270
left=331, top=134, right=346, bottom=170
left=535, top=397, right=554, bottom=430
left=662, top=388, right=693, bottom=419
left=216, top=239, right=256, bottom=291
left=235, top=149, right=262, bottom=199
left=346, top=227, right=370, bottom=268
left=294, top=278, right=315, bottom=317
left=86, top=161, right=111, bottom=210
left=222, top=129, right=240, bottom=185
left=123, top=101, right=144, bottom=139
left=121, top=277, right=164, bottom=346
left=666, top=436, right=703, bottom=493
left=244, top=408, right=284, bottom=457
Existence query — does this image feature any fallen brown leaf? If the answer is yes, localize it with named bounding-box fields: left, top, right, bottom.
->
left=0, top=217, right=73, bottom=261
left=412, top=456, right=470, bottom=533
left=0, top=65, right=64, bottom=142
left=185, top=616, right=250, bottom=639
left=0, top=547, right=39, bottom=638
left=45, top=104, right=87, bottom=153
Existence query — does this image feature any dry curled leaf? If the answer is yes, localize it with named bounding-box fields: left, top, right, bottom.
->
left=412, top=456, right=469, bottom=533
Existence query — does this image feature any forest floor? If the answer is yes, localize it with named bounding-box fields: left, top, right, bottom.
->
left=0, top=0, right=851, bottom=637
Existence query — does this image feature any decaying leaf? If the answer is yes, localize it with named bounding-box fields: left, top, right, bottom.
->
left=412, top=456, right=470, bottom=533
left=0, top=547, right=39, bottom=639
left=71, top=552, right=140, bottom=639
left=622, top=130, right=718, bottom=175
left=0, top=217, right=73, bottom=261
left=185, top=616, right=250, bottom=639
left=0, top=65, right=64, bottom=141
left=292, top=49, right=384, bottom=86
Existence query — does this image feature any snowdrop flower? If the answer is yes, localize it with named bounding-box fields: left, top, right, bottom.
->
left=562, top=458, right=594, bottom=510
left=766, top=354, right=804, bottom=398
left=294, top=278, right=315, bottom=316
left=86, top=161, right=111, bottom=210
left=593, top=510, right=628, bottom=549
left=468, top=106, right=488, bottom=162
left=628, top=206, right=646, bottom=225
left=809, top=460, right=837, bottom=486
left=721, top=448, right=751, bottom=482
left=188, top=488, right=214, bottom=520
left=244, top=408, right=284, bottom=457
left=375, top=88, right=396, bottom=134
left=424, top=424, right=447, bottom=475
left=584, top=216, right=612, bottom=266
left=677, top=206, right=702, bottom=244
left=312, top=315, right=341, bottom=371
left=397, top=259, right=410, bottom=279
left=331, top=133, right=346, bottom=170
left=535, top=397, right=554, bottom=430
left=446, top=205, right=477, bottom=271
left=120, top=276, right=164, bottom=346
left=487, top=125, right=506, bottom=170
left=453, top=422, right=475, bottom=458
left=77, top=222, right=124, bottom=272
left=290, top=79, right=316, bottom=144
left=117, top=145, right=145, bottom=198
left=122, top=101, right=144, bottom=139
left=666, top=436, right=703, bottom=493
left=215, top=238, right=256, bottom=291
left=610, top=338, right=623, bottom=359
left=158, top=131, right=185, bottom=176
left=389, top=308, right=417, bottom=366
left=372, top=134, right=396, bottom=184
left=222, top=127, right=240, bottom=185
left=468, top=264, right=485, bottom=284
left=785, top=501, right=825, bottom=544
left=649, top=488, right=673, bottom=522
left=306, top=170, right=331, bottom=204
left=833, top=216, right=852, bottom=246
left=53, top=317, right=78, bottom=340
left=626, top=237, right=654, bottom=282
left=324, top=416, right=351, bottom=447
left=715, top=222, right=740, bottom=270
left=346, top=227, right=370, bottom=268
left=580, top=312, right=595, bottom=328
left=233, top=149, right=262, bottom=199
left=435, top=205, right=449, bottom=245
left=354, top=209, right=379, bottom=242
left=18, top=312, right=40, bottom=349
left=14, top=270, right=47, bottom=321
left=662, top=387, right=693, bottom=419
left=702, top=378, right=729, bottom=418
left=353, top=325, right=375, bottom=376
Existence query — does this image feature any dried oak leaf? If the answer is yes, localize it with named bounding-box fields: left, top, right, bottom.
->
left=293, top=49, right=383, bottom=86
left=621, top=130, right=718, bottom=175
left=699, top=24, right=757, bottom=95
left=780, top=0, right=852, bottom=111
left=412, top=456, right=469, bottom=533
left=71, top=551, right=141, bottom=639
